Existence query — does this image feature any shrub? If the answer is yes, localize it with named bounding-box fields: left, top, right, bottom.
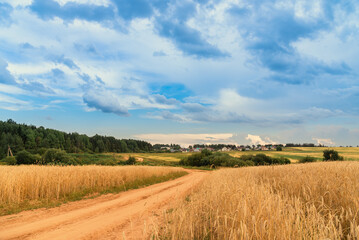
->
left=0, top=156, right=17, bottom=165
left=299, top=156, right=316, bottom=163
left=125, top=156, right=136, bottom=165
left=181, top=152, right=290, bottom=168
left=323, top=150, right=343, bottom=161
left=186, top=153, right=205, bottom=167
left=252, top=154, right=272, bottom=165
left=98, top=159, right=117, bottom=166
left=240, top=154, right=290, bottom=166
left=276, top=146, right=283, bottom=151
left=239, top=154, right=254, bottom=161
left=180, top=150, right=213, bottom=167
left=42, top=149, right=76, bottom=165
left=16, top=150, right=39, bottom=165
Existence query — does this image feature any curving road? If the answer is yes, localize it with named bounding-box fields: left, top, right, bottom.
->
left=0, top=170, right=208, bottom=240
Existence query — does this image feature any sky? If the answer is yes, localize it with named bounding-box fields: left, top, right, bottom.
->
left=0, top=0, right=358, bottom=147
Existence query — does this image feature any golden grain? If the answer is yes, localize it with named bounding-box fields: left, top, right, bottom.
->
left=0, top=165, right=185, bottom=213
left=156, top=162, right=359, bottom=239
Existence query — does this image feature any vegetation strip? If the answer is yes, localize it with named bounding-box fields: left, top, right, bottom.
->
left=0, top=165, right=187, bottom=216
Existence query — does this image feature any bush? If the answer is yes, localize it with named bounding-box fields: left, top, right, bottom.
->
left=252, top=154, right=272, bottom=165
left=180, top=151, right=286, bottom=168
left=16, top=150, right=39, bottom=165
left=299, top=156, right=316, bottom=163
left=185, top=153, right=205, bottom=166
left=323, top=150, right=343, bottom=161
left=276, top=146, right=283, bottom=151
left=0, top=156, right=17, bottom=165
left=180, top=150, right=213, bottom=167
left=98, top=159, right=117, bottom=166
left=240, top=154, right=290, bottom=166
left=42, top=149, right=77, bottom=165
left=125, top=156, right=136, bottom=165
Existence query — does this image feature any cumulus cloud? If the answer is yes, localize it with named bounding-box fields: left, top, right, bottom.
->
left=49, top=55, right=79, bottom=70
left=152, top=94, right=178, bottom=105
left=312, top=138, right=335, bottom=146
left=155, top=19, right=229, bottom=59
left=0, top=0, right=358, bottom=146
left=154, top=89, right=342, bottom=125
left=246, top=134, right=277, bottom=145
left=83, top=88, right=129, bottom=116
left=228, top=1, right=352, bottom=84
left=134, top=133, right=236, bottom=147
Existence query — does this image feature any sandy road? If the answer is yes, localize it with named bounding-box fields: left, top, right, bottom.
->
left=0, top=170, right=208, bottom=240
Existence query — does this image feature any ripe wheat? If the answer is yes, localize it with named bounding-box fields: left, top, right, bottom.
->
left=0, top=165, right=186, bottom=215
left=155, top=162, right=359, bottom=239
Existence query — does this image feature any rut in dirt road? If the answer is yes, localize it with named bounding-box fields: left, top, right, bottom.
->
left=0, top=170, right=208, bottom=240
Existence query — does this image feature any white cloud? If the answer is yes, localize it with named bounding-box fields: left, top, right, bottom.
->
left=2, top=0, right=32, bottom=7
left=55, top=0, right=111, bottom=6
left=312, top=137, right=335, bottom=146
left=83, top=87, right=129, bottom=116
left=133, top=133, right=237, bottom=147
left=0, top=83, right=26, bottom=95
left=0, top=93, right=32, bottom=111
left=246, top=134, right=277, bottom=145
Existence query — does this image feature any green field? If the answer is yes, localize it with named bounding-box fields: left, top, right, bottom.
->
left=103, top=147, right=359, bottom=164
left=68, top=152, right=192, bottom=166
left=229, top=147, right=359, bottom=162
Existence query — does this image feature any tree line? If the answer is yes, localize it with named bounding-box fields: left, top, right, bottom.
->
left=285, top=143, right=317, bottom=147
left=0, top=119, right=153, bottom=158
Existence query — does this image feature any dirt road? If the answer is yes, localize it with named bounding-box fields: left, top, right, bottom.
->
left=0, top=170, right=207, bottom=240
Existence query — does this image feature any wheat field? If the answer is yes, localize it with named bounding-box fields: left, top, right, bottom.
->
left=155, top=162, right=359, bottom=239
left=0, top=165, right=186, bottom=215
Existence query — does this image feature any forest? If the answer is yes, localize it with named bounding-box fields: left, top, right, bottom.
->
left=0, top=119, right=153, bottom=158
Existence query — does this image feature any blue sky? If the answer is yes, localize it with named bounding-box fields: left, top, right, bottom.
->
left=0, top=0, right=358, bottom=146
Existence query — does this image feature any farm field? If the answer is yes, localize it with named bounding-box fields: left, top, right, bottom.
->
left=229, top=147, right=359, bottom=162
left=0, top=169, right=206, bottom=240
left=104, top=147, right=359, bottom=164
left=156, top=161, right=359, bottom=239
left=0, top=165, right=187, bottom=216
left=112, top=152, right=192, bottom=165
left=68, top=152, right=193, bottom=166
left=61, top=147, right=359, bottom=166
left=116, top=147, right=359, bottom=165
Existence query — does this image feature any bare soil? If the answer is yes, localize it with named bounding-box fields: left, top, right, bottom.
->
left=0, top=169, right=207, bottom=240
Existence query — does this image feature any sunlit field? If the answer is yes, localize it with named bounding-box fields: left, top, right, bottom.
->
left=154, top=162, right=359, bottom=239
left=229, top=147, right=359, bottom=162
left=0, top=165, right=186, bottom=215
left=65, top=147, right=359, bottom=166
left=115, top=147, right=359, bottom=164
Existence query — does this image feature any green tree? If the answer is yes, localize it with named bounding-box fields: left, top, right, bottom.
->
left=16, top=150, right=39, bottom=165
left=299, top=156, right=316, bottom=163
left=125, top=156, right=136, bottom=165
left=323, top=149, right=343, bottom=161
left=42, top=149, right=74, bottom=165
left=0, top=156, right=17, bottom=165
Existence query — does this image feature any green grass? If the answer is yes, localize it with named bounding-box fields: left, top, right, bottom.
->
left=230, top=147, right=359, bottom=162
left=68, top=147, right=359, bottom=165
left=0, top=171, right=187, bottom=216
